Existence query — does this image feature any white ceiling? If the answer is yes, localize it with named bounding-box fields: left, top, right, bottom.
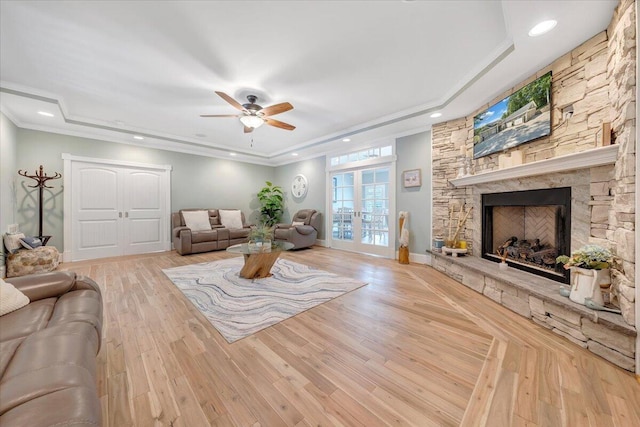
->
left=0, top=1, right=618, bottom=166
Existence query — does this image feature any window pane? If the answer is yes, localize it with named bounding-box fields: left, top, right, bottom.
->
left=381, top=146, right=392, bottom=156
left=362, top=170, right=374, bottom=184
left=374, top=183, right=388, bottom=198
left=375, top=169, right=389, bottom=182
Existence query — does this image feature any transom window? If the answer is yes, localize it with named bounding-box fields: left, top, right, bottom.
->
left=330, top=145, right=393, bottom=166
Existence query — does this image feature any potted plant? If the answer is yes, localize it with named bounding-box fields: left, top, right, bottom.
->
left=257, top=181, right=284, bottom=227
left=556, top=244, right=613, bottom=270
left=248, top=223, right=274, bottom=252
left=556, top=244, right=613, bottom=306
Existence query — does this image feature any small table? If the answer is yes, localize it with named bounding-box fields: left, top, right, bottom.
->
left=226, top=241, right=294, bottom=279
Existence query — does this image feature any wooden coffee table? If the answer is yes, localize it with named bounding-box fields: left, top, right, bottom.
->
left=226, top=241, right=294, bottom=279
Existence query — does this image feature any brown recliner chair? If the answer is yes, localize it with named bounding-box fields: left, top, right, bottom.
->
left=274, top=209, right=321, bottom=249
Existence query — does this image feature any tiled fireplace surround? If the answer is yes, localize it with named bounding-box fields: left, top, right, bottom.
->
left=429, top=0, right=636, bottom=371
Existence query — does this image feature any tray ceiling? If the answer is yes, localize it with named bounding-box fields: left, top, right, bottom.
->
left=0, top=1, right=618, bottom=165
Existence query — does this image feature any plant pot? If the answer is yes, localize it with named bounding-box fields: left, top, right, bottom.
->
left=569, top=267, right=609, bottom=306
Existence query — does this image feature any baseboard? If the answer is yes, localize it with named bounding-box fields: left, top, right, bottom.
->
left=395, top=250, right=430, bottom=264
left=315, top=239, right=328, bottom=247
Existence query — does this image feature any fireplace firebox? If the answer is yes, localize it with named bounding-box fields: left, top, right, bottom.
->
left=481, top=187, right=571, bottom=283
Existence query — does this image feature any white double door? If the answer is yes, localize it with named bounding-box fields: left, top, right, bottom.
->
left=66, top=158, right=170, bottom=261
left=331, top=166, right=394, bottom=257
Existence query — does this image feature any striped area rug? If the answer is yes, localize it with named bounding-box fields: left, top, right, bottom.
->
left=162, top=257, right=367, bottom=343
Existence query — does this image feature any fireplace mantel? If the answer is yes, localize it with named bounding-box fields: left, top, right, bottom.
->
left=450, top=145, right=618, bottom=187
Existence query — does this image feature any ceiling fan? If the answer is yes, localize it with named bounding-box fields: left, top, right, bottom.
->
left=201, top=91, right=295, bottom=133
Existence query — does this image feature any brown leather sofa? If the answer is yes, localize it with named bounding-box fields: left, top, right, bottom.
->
left=172, top=209, right=252, bottom=255
left=0, top=271, right=103, bottom=427
left=274, top=209, right=321, bottom=249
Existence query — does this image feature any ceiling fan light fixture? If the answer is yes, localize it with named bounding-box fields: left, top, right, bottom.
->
left=240, top=115, right=264, bottom=128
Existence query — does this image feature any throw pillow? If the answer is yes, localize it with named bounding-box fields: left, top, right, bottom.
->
left=219, top=210, right=244, bottom=229
left=292, top=221, right=305, bottom=226
left=20, top=236, right=43, bottom=250
left=3, top=233, right=25, bottom=254
left=182, top=210, right=211, bottom=231
left=0, top=278, right=30, bottom=316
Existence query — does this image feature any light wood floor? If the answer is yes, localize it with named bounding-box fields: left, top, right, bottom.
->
left=59, top=247, right=640, bottom=426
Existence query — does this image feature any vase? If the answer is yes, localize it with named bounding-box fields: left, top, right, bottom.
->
left=569, top=267, right=609, bottom=306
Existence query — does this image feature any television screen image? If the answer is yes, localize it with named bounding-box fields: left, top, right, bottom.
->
left=473, top=72, right=552, bottom=159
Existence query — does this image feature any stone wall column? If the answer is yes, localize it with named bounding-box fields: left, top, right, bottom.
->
left=607, top=0, right=636, bottom=325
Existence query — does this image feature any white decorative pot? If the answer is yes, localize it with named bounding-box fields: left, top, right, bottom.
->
left=569, top=267, right=609, bottom=306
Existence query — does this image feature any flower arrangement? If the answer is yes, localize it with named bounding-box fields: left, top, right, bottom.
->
left=248, top=223, right=274, bottom=242
left=556, top=244, right=613, bottom=270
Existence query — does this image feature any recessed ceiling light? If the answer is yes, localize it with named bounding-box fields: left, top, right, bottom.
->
left=38, top=111, right=54, bottom=117
left=342, top=138, right=351, bottom=142
left=528, top=20, right=557, bottom=37
left=133, top=135, right=144, bottom=140
left=430, top=112, right=442, bottom=118
left=291, top=153, right=299, bottom=157
left=229, top=152, right=237, bottom=156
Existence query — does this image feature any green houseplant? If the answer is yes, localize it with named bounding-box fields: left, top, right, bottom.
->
left=248, top=223, right=274, bottom=242
left=248, top=223, right=274, bottom=252
left=257, top=181, right=284, bottom=227
left=556, top=244, right=613, bottom=270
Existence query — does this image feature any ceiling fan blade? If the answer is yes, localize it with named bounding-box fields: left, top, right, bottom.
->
left=199, top=114, right=239, bottom=117
left=260, top=102, right=293, bottom=117
left=215, top=91, right=245, bottom=111
left=265, top=118, right=296, bottom=131
left=244, top=126, right=254, bottom=133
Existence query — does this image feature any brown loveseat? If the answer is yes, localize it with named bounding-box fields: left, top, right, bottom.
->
left=0, top=271, right=103, bottom=427
left=172, top=209, right=252, bottom=255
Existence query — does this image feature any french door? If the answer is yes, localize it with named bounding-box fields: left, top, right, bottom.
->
left=63, top=155, right=171, bottom=261
left=331, top=166, right=393, bottom=257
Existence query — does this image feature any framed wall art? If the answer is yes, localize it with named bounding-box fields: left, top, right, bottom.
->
left=403, top=169, right=421, bottom=188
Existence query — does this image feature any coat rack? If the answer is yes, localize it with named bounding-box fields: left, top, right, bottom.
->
left=18, top=165, right=62, bottom=244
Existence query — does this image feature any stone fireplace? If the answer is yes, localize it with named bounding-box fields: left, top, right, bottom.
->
left=482, top=187, right=571, bottom=283
left=428, top=0, right=636, bottom=371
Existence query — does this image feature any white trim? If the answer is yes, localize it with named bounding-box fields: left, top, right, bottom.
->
left=61, top=153, right=172, bottom=171
left=327, top=155, right=398, bottom=173
left=449, top=145, right=619, bottom=187
left=314, top=239, right=328, bottom=247
left=396, top=250, right=430, bottom=265
left=62, top=157, right=72, bottom=262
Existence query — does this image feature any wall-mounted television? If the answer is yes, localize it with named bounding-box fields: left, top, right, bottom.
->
left=473, top=71, right=552, bottom=159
